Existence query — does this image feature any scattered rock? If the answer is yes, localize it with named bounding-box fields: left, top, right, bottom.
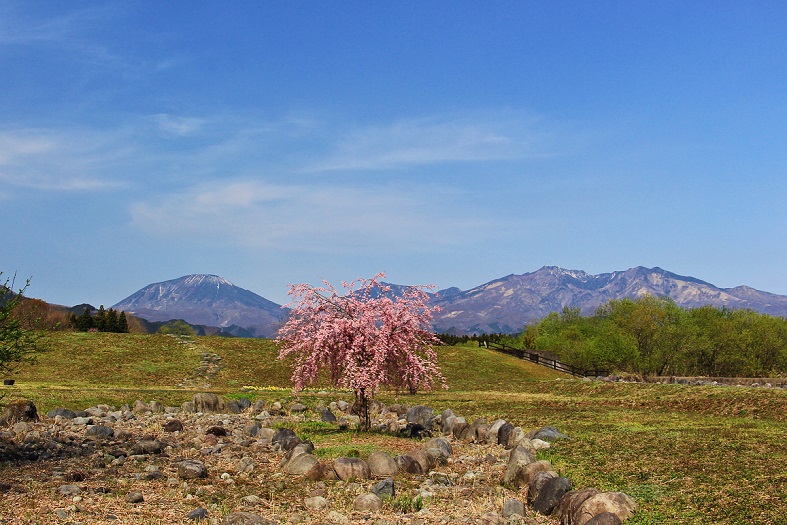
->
left=125, top=491, right=144, bottom=503
left=584, top=512, right=623, bottom=525
left=86, top=425, right=115, bottom=439
left=367, top=451, right=398, bottom=478
left=501, top=498, right=525, bottom=518
left=164, top=419, right=184, bottom=432
left=187, top=507, right=209, bottom=520
left=193, top=393, right=225, bottom=413
left=371, top=477, right=395, bottom=499
left=532, top=475, right=572, bottom=515
left=353, top=493, right=382, bottom=512
left=304, top=495, right=328, bottom=510
left=575, top=491, right=638, bottom=525
left=177, top=459, right=208, bottom=479
left=0, top=399, right=38, bottom=426
left=333, top=457, right=371, bottom=481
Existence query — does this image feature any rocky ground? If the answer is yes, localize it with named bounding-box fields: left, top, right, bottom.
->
left=0, top=395, right=634, bottom=525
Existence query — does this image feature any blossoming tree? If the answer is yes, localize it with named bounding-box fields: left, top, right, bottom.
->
left=276, top=273, right=446, bottom=430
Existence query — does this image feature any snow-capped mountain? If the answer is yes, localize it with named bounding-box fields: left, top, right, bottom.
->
left=430, top=266, right=787, bottom=334
left=112, top=274, right=286, bottom=337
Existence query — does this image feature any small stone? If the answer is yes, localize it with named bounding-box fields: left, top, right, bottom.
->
left=242, top=495, right=262, bottom=506
left=125, top=491, right=144, bottom=503
left=177, top=459, right=208, bottom=479
left=187, top=507, right=209, bottom=520
left=371, top=478, right=395, bottom=499
left=304, top=496, right=328, bottom=510
left=86, top=425, right=115, bottom=439
left=164, top=419, right=184, bottom=432
left=58, top=484, right=81, bottom=496
left=502, top=498, right=525, bottom=518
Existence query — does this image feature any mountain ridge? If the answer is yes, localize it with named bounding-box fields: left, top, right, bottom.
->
left=109, top=267, right=787, bottom=337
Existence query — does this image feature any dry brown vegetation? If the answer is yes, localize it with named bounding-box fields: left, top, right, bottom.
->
left=1, top=333, right=785, bottom=524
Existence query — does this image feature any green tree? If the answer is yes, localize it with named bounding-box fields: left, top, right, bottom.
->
left=72, top=307, right=95, bottom=332
left=157, top=320, right=195, bottom=336
left=118, top=311, right=129, bottom=333
left=0, top=274, right=42, bottom=378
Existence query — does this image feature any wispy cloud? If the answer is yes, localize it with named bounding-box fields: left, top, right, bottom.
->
left=0, top=129, right=131, bottom=192
left=130, top=179, right=491, bottom=253
left=310, top=113, right=558, bottom=172
left=151, top=114, right=206, bottom=137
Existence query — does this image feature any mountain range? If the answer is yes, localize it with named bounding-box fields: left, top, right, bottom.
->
left=110, top=267, right=787, bottom=336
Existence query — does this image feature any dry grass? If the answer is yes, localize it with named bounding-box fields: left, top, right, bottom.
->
left=1, top=332, right=786, bottom=524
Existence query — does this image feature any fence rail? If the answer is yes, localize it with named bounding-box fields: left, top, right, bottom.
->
left=480, top=341, right=609, bottom=378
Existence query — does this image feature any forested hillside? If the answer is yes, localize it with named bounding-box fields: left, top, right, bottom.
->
left=520, top=296, right=787, bottom=377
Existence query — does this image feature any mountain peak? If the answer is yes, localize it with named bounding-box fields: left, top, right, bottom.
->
left=112, top=275, right=285, bottom=337
left=182, top=274, right=235, bottom=287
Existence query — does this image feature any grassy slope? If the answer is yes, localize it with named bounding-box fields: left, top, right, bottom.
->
left=2, top=332, right=786, bottom=525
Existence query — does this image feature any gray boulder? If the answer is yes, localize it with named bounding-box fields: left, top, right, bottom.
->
left=502, top=445, right=535, bottom=485
left=585, top=512, right=623, bottom=525
left=367, top=451, right=398, bottom=478
left=532, top=475, right=572, bottom=515
left=86, top=425, right=114, bottom=439
left=47, top=408, right=76, bottom=419
left=405, top=405, right=433, bottom=427
left=283, top=453, right=319, bottom=475
left=333, top=457, right=370, bottom=481
left=353, top=493, right=382, bottom=512
left=552, top=488, right=602, bottom=525
left=192, top=393, right=225, bottom=413
left=372, top=477, right=395, bottom=499
left=177, top=459, right=208, bottom=479
left=575, top=491, right=638, bottom=525
left=502, top=499, right=525, bottom=518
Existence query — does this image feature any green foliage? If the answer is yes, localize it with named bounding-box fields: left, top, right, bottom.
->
left=531, top=297, right=787, bottom=377
left=156, top=320, right=195, bottom=336
left=0, top=273, right=42, bottom=377
left=390, top=494, right=425, bottom=513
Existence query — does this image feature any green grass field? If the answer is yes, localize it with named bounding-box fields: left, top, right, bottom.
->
left=2, top=332, right=786, bottom=524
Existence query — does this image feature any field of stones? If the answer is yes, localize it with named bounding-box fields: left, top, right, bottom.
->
left=1, top=333, right=785, bottom=524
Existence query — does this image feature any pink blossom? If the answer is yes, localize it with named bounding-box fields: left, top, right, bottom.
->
left=276, top=273, right=446, bottom=429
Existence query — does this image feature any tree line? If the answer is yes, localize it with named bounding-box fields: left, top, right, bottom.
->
left=517, top=296, right=787, bottom=378
left=69, top=306, right=129, bottom=333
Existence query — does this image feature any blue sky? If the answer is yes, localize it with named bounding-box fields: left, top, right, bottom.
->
left=2, top=1, right=786, bottom=307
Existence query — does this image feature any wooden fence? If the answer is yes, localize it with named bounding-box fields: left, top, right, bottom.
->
left=480, top=341, right=609, bottom=378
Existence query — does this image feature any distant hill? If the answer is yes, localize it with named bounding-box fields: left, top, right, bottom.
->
left=111, top=274, right=286, bottom=337
left=106, top=267, right=787, bottom=338
left=430, top=266, right=787, bottom=334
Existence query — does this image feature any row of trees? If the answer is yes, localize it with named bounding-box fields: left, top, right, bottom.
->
left=521, top=296, right=787, bottom=377
left=69, top=306, right=129, bottom=333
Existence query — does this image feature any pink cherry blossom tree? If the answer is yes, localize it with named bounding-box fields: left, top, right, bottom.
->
left=276, top=273, right=446, bottom=430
